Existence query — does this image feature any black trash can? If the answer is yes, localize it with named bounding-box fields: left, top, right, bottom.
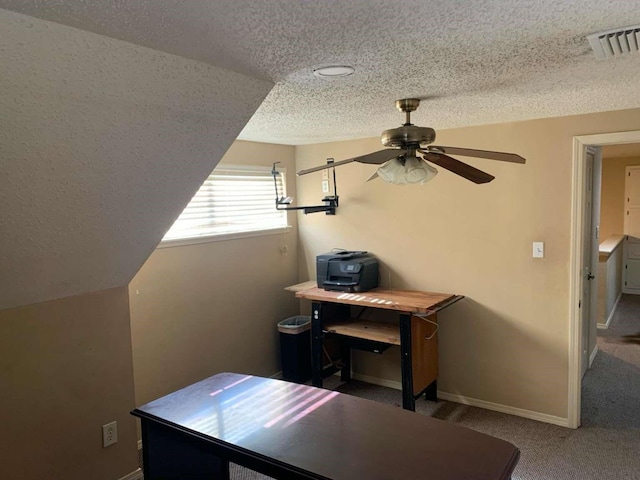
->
left=277, top=315, right=311, bottom=383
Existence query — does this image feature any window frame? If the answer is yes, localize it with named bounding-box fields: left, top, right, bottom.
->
left=158, top=163, right=292, bottom=248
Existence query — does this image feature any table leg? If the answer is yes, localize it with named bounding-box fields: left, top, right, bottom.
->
left=141, top=419, right=229, bottom=480
left=340, top=341, right=351, bottom=382
left=424, top=379, right=438, bottom=402
left=311, top=301, right=324, bottom=388
left=399, top=313, right=415, bottom=411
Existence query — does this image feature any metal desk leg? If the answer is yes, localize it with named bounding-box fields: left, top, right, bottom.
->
left=311, top=301, right=324, bottom=388
left=424, top=379, right=438, bottom=402
left=399, top=313, right=415, bottom=411
left=340, top=340, right=351, bottom=382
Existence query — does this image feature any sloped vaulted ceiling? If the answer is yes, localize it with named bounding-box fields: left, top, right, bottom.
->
left=0, top=10, right=273, bottom=310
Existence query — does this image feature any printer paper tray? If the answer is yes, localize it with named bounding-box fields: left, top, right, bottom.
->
left=322, top=280, right=359, bottom=292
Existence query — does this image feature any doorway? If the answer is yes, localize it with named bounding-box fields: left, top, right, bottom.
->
left=570, top=130, right=640, bottom=428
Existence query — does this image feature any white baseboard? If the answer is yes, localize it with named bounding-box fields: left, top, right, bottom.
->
left=350, top=372, right=570, bottom=428
left=589, top=344, right=599, bottom=367
left=118, top=468, right=143, bottom=480
left=598, top=291, right=622, bottom=330
left=436, top=391, right=569, bottom=427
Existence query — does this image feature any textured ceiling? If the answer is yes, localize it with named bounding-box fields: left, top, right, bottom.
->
left=1, top=0, right=640, bottom=145
left=0, top=10, right=272, bottom=309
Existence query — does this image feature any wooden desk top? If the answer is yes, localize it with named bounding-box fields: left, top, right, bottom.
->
left=295, top=286, right=463, bottom=314
left=132, top=372, right=519, bottom=480
left=285, top=280, right=318, bottom=292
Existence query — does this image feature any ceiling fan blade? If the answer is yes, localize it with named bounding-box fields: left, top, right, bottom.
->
left=296, top=149, right=406, bottom=176
left=353, top=149, right=407, bottom=165
left=296, top=157, right=357, bottom=176
left=427, top=146, right=525, bottom=164
left=421, top=152, right=495, bottom=184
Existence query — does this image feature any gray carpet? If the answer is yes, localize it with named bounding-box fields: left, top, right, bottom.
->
left=231, top=295, right=640, bottom=479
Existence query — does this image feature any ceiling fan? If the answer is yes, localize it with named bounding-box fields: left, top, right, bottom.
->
left=297, top=98, right=526, bottom=185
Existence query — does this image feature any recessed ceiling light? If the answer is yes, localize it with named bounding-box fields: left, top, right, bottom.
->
left=313, top=65, right=355, bottom=78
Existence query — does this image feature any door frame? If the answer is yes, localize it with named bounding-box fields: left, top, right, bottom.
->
left=570, top=130, right=640, bottom=428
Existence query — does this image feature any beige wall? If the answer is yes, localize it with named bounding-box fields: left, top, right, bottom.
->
left=130, top=141, right=300, bottom=407
left=0, top=287, right=138, bottom=480
left=600, top=156, right=640, bottom=241
left=295, top=108, right=640, bottom=421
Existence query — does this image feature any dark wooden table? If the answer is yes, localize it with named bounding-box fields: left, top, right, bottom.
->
left=294, top=286, right=463, bottom=411
left=132, top=372, right=519, bottom=480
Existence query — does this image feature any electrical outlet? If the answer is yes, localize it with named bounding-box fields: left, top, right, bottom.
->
left=102, top=421, right=118, bottom=447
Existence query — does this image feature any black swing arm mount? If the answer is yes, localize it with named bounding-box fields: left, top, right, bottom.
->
left=272, top=159, right=338, bottom=215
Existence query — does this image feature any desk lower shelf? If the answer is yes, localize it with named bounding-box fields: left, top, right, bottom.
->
left=323, top=319, right=401, bottom=345
left=323, top=316, right=439, bottom=398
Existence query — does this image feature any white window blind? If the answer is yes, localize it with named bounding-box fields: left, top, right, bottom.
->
left=162, top=164, right=287, bottom=242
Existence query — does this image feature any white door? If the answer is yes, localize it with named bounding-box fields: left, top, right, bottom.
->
left=588, top=148, right=601, bottom=368
left=623, top=236, right=640, bottom=293
left=623, top=166, right=640, bottom=294
left=580, top=149, right=597, bottom=378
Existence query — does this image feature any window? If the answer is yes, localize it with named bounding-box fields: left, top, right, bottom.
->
left=162, top=164, right=288, bottom=243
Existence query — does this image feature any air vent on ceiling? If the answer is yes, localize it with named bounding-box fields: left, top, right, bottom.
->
left=587, top=26, right=640, bottom=59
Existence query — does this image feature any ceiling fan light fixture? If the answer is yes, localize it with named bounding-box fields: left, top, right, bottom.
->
left=405, top=156, right=437, bottom=184
left=313, top=65, right=355, bottom=78
left=377, top=158, right=404, bottom=184
left=376, top=156, right=437, bottom=185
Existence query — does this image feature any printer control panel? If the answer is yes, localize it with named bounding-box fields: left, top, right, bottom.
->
left=342, top=263, right=362, bottom=273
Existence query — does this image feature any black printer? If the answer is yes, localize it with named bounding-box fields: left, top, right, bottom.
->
left=316, top=251, right=379, bottom=292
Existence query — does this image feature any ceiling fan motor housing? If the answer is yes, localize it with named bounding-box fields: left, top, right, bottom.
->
left=381, top=125, right=436, bottom=148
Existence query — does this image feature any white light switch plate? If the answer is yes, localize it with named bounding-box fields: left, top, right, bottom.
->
left=533, top=242, right=544, bottom=258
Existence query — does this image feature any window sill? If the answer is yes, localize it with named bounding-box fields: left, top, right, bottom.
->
left=158, top=225, right=293, bottom=249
